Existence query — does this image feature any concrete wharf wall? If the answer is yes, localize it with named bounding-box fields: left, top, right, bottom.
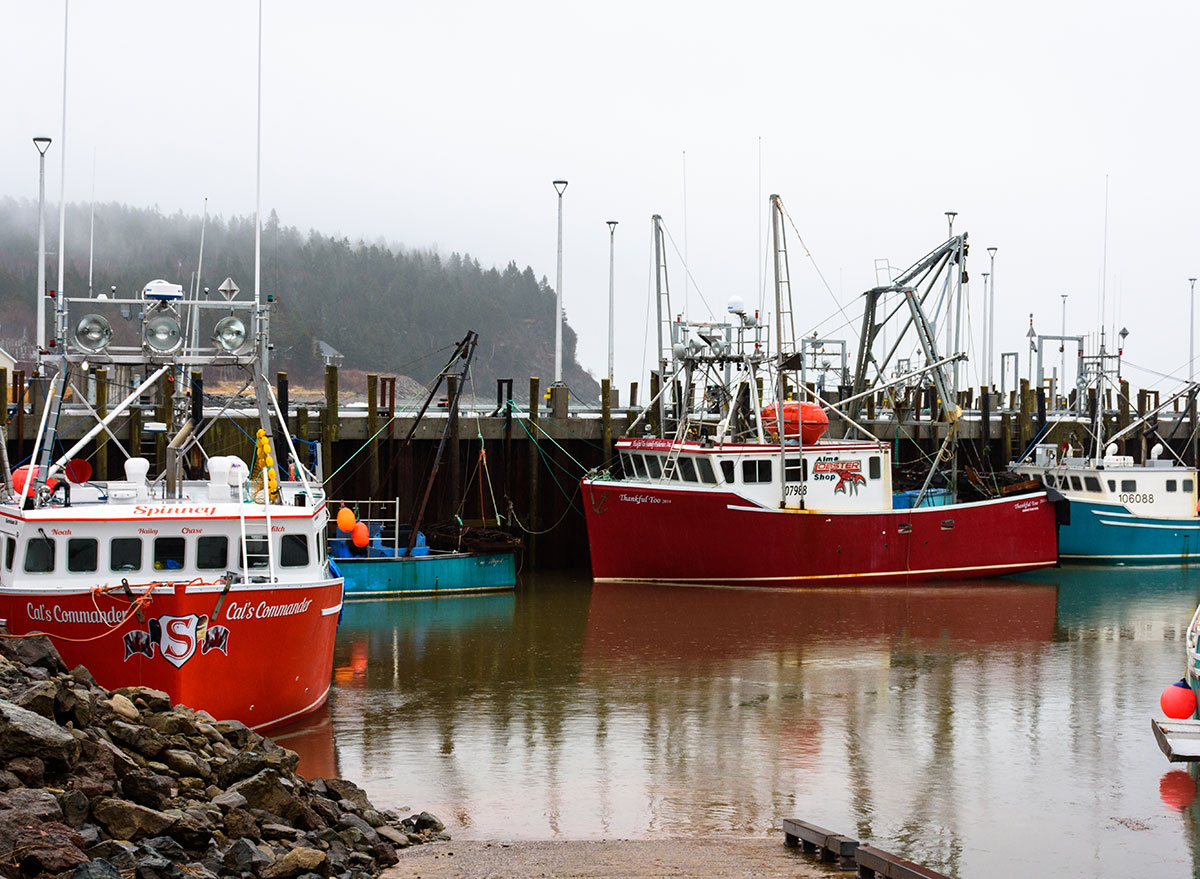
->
left=2, top=366, right=1197, bottom=570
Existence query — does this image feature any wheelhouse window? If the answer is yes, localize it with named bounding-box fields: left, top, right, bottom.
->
left=281, top=534, right=310, bottom=567
left=644, top=455, right=662, bottom=479
left=869, top=456, right=882, bottom=479
left=1084, top=477, right=1101, bottom=493
left=678, top=457, right=698, bottom=482
left=720, top=461, right=735, bottom=483
left=1167, top=480, right=1178, bottom=493
left=1070, top=476, right=1083, bottom=491
left=1120, top=480, right=1137, bottom=492
left=111, top=538, right=141, bottom=572
left=631, top=454, right=648, bottom=479
left=196, top=536, right=228, bottom=571
left=23, top=537, right=54, bottom=574
left=742, top=459, right=772, bottom=484
left=67, top=538, right=98, bottom=573
left=785, top=457, right=803, bottom=482
left=4, top=537, right=13, bottom=571
left=697, top=457, right=716, bottom=484
left=1107, top=480, right=1116, bottom=492
left=1186, top=480, right=1195, bottom=492
left=620, top=453, right=634, bottom=477
left=240, top=535, right=270, bottom=569
left=154, top=538, right=185, bottom=571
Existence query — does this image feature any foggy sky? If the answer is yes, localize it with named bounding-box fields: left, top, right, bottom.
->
left=3, top=1, right=1197, bottom=399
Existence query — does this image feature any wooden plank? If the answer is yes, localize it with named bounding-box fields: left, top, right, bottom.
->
left=855, top=844, right=949, bottom=879
left=1153, top=718, right=1200, bottom=762
left=782, top=819, right=857, bottom=871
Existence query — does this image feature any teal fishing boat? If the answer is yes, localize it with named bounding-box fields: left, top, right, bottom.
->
left=330, top=500, right=518, bottom=598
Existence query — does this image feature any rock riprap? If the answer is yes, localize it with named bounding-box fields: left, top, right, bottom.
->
left=0, top=633, right=446, bottom=878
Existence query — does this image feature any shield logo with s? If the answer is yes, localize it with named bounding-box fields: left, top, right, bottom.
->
left=157, top=614, right=200, bottom=668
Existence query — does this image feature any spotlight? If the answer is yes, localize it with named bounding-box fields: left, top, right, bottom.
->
left=73, top=314, right=112, bottom=353
left=212, top=316, right=249, bottom=353
left=144, top=313, right=182, bottom=353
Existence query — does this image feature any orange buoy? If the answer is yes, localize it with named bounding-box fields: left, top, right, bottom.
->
left=760, top=401, right=828, bottom=444
left=351, top=522, right=370, bottom=548
left=12, top=465, right=56, bottom=497
left=1161, top=680, right=1197, bottom=719
left=336, top=506, right=356, bottom=533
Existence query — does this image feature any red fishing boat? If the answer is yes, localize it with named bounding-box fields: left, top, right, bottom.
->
left=0, top=277, right=342, bottom=730
left=582, top=198, right=1059, bottom=586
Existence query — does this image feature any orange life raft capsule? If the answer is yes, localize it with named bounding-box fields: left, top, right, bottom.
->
left=760, top=401, right=828, bottom=444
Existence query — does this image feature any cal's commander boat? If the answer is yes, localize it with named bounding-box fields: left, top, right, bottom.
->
left=0, top=277, right=342, bottom=730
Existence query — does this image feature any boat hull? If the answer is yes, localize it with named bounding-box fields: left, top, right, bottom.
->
left=581, top=480, right=1059, bottom=585
left=1059, top=500, right=1200, bottom=564
left=0, top=578, right=343, bottom=731
left=338, top=552, right=516, bottom=599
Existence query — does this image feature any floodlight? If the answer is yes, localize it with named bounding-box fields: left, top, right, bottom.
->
left=145, top=314, right=182, bottom=353
left=73, top=314, right=112, bottom=353
left=213, top=316, right=249, bottom=353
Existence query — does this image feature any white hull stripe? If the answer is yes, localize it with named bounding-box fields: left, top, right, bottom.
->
left=248, top=685, right=331, bottom=732
left=1094, top=518, right=1200, bottom=531
left=320, top=602, right=343, bottom=616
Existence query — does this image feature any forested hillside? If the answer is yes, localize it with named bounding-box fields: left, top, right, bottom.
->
left=0, top=198, right=599, bottom=399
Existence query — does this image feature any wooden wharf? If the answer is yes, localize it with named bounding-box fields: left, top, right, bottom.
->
left=782, top=818, right=950, bottom=878
left=3, top=364, right=1198, bottom=570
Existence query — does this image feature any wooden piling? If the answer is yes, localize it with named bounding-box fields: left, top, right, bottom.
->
left=13, top=371, right=24, bottom=461
left=323, top=364, right=338, bottom=485
left=629, top=381, right=638, bottom=409
left=981, top=385, right=991, bottom=466
left=129, top=406, right=141, bottom=466
left=601, top=377, right=612, bottom=462
left=1118, top=380, right=1130, bottom=458
left=649, top=372, right=661, bottom=437
left=276, top=372, right=289, bottom=434
left=297, top=408, right=310, bottom=471
left=1001, top=412, right=1012, bottom=462
left=367, top=373, right=379, bottom=493
left=156, top=371, right=174, bottom=467
left=1018, top=379, right=1031, bottom=452
left=95, top=369, right=108, bottom=480
left=528, top=376, right=540, bottom=567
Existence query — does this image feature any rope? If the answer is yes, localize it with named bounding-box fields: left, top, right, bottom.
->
left=507, top=482, right=583, bottom=535
left=1, top=579, right=170, bottom=643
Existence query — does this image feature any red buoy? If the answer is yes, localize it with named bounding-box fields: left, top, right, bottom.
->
left=11, top=465, right=56, bottom=497
left=351, top=522, right=370, bottom=548
left=1161, top=679, right=1197, bottom=719
left=760, top=401, right=828, bottom=444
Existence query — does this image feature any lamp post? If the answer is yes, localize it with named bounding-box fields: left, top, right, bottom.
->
left=606, top=220, right=618, bottom=389
left=1060, top=294, right=1068, bottom=408
left=987, top=247, right=998, bottom=389
left=33, top=137, right=52, bottom=363
left=552, top=180, right=568, bottom=385
left=1026, top=315, right=1037, bottom=384
left=1190, top=278, right=1197, bottom=384
left=981, top=271, right=989, bottom=393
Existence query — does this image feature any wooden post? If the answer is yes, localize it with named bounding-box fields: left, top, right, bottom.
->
left=129, top=406, right=142, bottom=465
left=1018, top=379, right=1031, bottom=452
left=446, top=374, right=461, bottom=521
left=156, top=371, right=174, bottom=467
left=528, top=376, right=540, bottom=568
left=276, top=371, right=289, bottom=435
left=323, top=364, right=338, bottom=489
left=1001, top=412, right=1013, bottom=463
left=95, top=368, right=108, bottom=480
left=298, top=407, right=310, bottom=471
left=649, top=372, right=661, bottom=437
left=981, top=385, right=991, bottom=467
left=601, top=377, right=613, bottom=462
left=13, top=371, right=24, bottom=461
left=1118, top=379, right=1130, bottom=458
left=367, top=373, right=379, bottom=495
left=629, top=381, right=639, bottom=409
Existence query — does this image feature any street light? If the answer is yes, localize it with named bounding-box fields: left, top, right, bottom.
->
left=606, top=220, right=618, bottom=390
left=1190, top=278, right=1197, bottom=384
left=1060, top=293, right=1068, bottom=407
left=33, top=137, right=52, bottom=361
left=1026, top=314, right=1037, bottom=384
left=552, top=180, right=568, bottom=385
left=987, top=247, right=998, bottom=389
left=981, top=272, right=989, bottom=393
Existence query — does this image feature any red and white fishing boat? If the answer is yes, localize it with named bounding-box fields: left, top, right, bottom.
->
left=0, top=275, right=342, bottom=730
left=582, top=198, right=1059, bottom=586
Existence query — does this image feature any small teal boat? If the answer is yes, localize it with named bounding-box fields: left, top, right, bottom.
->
left=330, top=503, right=518, bottom=598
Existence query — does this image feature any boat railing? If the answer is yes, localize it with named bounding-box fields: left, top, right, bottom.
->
left=1188, top=604, right=1200, bottom=660
left=329, top=498, right=406, bottom=557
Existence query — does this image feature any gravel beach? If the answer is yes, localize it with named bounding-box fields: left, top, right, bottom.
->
left=386, top=838, right=832, bottom=878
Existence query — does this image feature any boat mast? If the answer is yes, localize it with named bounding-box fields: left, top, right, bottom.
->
left=769, top=195, right=802, bottom=509
left=652, top=215, right=670, bottom=438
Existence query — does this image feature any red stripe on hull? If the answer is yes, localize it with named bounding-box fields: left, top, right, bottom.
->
left=581, top=481, right=1058, bottom=585
left=0, top=580, right=342, bottom=730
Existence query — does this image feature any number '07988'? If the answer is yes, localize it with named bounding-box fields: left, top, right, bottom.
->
left=1119, top=493, right=1153, bottom=504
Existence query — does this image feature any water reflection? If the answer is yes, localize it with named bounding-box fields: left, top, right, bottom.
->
left=323, top=568, right=1200, bottom=878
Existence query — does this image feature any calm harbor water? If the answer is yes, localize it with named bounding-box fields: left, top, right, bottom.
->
left=277, top=567, right=1200, bottom=878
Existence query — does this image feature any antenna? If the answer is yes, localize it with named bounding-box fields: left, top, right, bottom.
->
left=57, top=0, right=69, bottom=305
left=87, top=149, right=95, bottom=297
left=254, top=0, right=264, bottom=372
left=682, top=150, right=689, bottom=317
left=1100, top=174, right=1109, bottom=339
